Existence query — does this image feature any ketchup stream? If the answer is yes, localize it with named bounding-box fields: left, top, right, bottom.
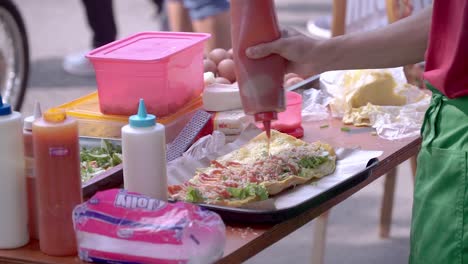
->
left=263, top=120, right=271, bottom=156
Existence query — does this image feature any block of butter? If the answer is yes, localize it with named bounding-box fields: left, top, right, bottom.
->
left=342, top=70, right=407, bottom=126
left=203, top=83, right=243, bottom=112
left=344, top=71, right=407, bottom=108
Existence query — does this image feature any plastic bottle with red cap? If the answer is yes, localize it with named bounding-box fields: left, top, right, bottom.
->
left=33, top=108, right=82, bottom=256
left=0, top=95, right=29, bottom=249
left=230, top=0, right=286, bottom=136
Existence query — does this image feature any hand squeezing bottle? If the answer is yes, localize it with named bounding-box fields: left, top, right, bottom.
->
left=230, top=0, right=286, bottom=138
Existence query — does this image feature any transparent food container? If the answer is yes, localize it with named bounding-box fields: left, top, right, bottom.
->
left=57, top=92, right=202, bottom=143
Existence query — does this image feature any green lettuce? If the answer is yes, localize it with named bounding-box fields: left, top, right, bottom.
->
left=227, top=184, right=268, bottom=201
left=80, top=139, right=122, bottom=182
left=298, top=156, right=328, bottom=169
left=186, top=187, right=204, bottom=203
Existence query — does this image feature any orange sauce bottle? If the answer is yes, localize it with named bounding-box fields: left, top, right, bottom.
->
left=33, top=108, right=82, bottom=256
left=23, top=102, right=42, bottom=240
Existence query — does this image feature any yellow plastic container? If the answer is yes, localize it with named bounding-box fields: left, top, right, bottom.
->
left=57, top=92, right=202, bottom=142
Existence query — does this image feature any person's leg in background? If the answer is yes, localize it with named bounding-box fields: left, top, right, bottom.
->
left=166, top=0, right=193, bottom=32
left=83, top=0, right=117, bottom=48
left=152, top=0, right=165, bottom=15
left=63, top=0, right=116, bottom=76
left=151, top=0, right=170, bottom=31
left=167, top=0, right=231, bottom=53
left=185, top=0, right=231, bottom=52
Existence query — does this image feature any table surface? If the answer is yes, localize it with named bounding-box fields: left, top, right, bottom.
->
left=0, top=118, right=421, bottom=264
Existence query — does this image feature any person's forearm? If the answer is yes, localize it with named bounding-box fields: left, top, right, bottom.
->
left=318, top=6, right=432, bottom=72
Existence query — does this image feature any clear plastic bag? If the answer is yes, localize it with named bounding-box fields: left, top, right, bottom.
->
left=73, top=189, right=226, bottom=264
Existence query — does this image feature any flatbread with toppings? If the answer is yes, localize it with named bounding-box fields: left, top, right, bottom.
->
left=169, top=130, right=336, bottom=207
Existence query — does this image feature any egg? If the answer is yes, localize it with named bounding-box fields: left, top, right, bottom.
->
left=208, top=48, right=228, bottom=65
left=217, top=59, right=236, bottom=83
left=215, top=77, right=231, bottom=85
left=284, top=77, right=304, bottom=88
left=227, top=48, right=234, bottom=59
left=204, top=59, right=217, bottom=74
left=284, top=73, right=300, bottom=82
left=204, top=72, right=216, bottom=87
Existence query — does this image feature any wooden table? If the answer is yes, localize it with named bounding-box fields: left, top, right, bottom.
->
left=0, top=118, right=421, bottom=264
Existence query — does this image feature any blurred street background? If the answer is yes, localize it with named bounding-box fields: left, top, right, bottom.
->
left=14, top=1, right=413, bottom=263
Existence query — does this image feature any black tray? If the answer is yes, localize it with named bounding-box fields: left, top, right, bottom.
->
left=198, top=158, right=379, bottom=224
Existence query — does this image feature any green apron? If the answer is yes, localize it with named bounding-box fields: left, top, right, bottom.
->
left=409, top=83, right=468, bottom=264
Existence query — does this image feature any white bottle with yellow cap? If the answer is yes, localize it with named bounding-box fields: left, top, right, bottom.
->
left=122, top=99, right=167, bottom=200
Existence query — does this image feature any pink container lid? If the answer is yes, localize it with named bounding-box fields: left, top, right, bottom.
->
left=86, top=31, right=211, bottom=62
left=257, top=91, right=303, bottom=134
left=286, top=91, right=302, bottom=106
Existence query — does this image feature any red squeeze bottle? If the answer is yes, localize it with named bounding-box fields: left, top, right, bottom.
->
left=33, top=108, right=82, bottom=256
left=231, top=0, right=286, bottom=138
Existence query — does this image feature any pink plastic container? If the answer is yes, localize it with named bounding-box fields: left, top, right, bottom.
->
left=273, top=91, right=302, bottom=130
left=258, top=91, right=303, bottom=137
left=86, top=32, right=210, bottom=117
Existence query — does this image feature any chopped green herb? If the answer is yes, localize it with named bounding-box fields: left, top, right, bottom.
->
left=341, top=127, right=351, bottom=132
left=320, top=124, right=329, bottom=129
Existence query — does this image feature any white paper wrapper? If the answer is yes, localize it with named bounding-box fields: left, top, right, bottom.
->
left=167, top=125, right=382, bottom=210
left=301, top=88, right=332, bottom=122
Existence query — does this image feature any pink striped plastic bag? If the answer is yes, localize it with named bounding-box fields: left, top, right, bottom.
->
left=73, top=189, right=225, bottom=264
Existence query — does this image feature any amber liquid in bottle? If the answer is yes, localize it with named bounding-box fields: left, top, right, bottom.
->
left=23, top=129, right=39, bottom=240
left=33, top=109, right=82, bottom=256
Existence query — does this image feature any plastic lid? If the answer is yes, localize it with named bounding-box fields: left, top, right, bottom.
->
left=129, top=99, right=156, bottom=128
left=86, top=32, right=211, bottom=62
left=286, top=91, right=302, bottom=106
left=23, top=101, right=42, bottom=130
left=44, top=108, right=67, bottom=123
left=0, top=95, right=12, bottom=116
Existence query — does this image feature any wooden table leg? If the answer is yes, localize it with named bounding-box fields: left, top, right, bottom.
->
left=379, top=169, right=397, bottom=238
left=312, top=210, right=330, bottom=264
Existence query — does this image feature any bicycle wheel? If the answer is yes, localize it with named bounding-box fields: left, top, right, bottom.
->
left=0, top=0, right=29, bottom=111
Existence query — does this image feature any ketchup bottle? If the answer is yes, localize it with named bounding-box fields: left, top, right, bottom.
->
left=33, top=108, right=82, bottom=256
left=230, top=0, right=286, bottom=136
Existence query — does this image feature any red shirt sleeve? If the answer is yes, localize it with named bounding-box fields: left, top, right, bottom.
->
left=423, top=1, right=468, bottom=98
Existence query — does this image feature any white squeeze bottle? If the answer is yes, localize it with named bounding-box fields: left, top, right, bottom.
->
left=122, top=99, right=167, bottom=200
left=0, top=95, right=29, bottom=248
